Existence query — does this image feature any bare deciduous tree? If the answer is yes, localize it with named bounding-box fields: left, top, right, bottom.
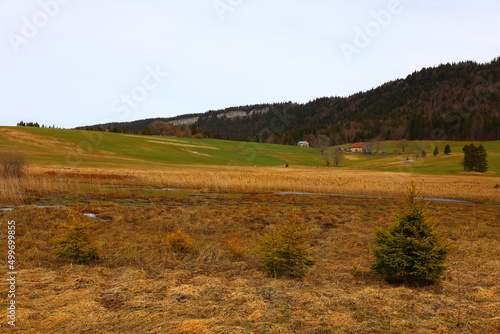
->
left=147, top=121, right=184, bottom=137
left=371, top=137, right=383, bottom=153
left=333, top=149, right=344, bottom=167
left=316, top=135, right=331, bottom=154
left=397, top=139, right=408, bottom=153
left=363, top=142, right=373, bottom=154
left=1, top=151, right=26, bottom=178
left=323, top=147, right=332, bottom=166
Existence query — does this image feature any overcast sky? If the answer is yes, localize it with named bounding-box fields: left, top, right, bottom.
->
left=1, top=0, right=499, bottom=128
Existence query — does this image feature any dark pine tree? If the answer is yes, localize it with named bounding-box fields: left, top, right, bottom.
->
left=476, top=144, right=488, bottom=172
left=463, top=144, right=474, bottom=171
left=433, top=146, right=439, bottom=156
left=371, top=185, right=453, bottom=285
left=463, top=143, right=488, bottom=172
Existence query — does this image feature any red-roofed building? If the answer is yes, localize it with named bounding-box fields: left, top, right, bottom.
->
left=350, top=142, right=369, bottom=153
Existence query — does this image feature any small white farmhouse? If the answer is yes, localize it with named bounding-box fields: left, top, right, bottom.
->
left=297, top=141, right=310, bottom=148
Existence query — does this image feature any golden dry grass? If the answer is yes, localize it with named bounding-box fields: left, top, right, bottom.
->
left=0, top=165, right=499, bottom=333
left=1, top=191, right=499, bottom=333
left=135, top=165, right=499, bottom=203
left=0, top=128, right=68, bottom=152
left=147, top=140, right=221, bottom=150
left=3, top=164, right=497, bottom=205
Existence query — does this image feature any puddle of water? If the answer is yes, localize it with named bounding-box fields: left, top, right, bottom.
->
left=1, top=205, right=64, bottom=211
left=277, top=192, right=396, bottom=198
left=1, top=191, right=474, bottom=214
left=82, top=212, right=111, bottom=222
left=276, top=192, right=473, bottom=204
left=422, top=197, right=471, bottom=204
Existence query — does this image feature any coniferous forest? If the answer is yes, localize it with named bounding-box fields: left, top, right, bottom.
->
left=81, top=58, right=500, bottom=146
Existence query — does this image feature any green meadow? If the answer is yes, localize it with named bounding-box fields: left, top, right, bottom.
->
left=0, top=127, right=322, bottom=168
left=338, top=140, right=500, bottom=175
left=0, top=127, right=498, bottom=175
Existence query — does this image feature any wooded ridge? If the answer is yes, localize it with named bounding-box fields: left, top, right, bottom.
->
left=79, top=57, right=500, bottom=146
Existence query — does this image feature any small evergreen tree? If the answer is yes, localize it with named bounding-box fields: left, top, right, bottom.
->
left=258, top=220, right=316, bottom=278
left=54, top=221, right=99, bottom=264
left=371, top=185, right=452, bottom=285
left=444, top=144, right=451, bottom=155
left=433, top=146, right=439, bottom=156
left=463, top=143, right=488, bottom=172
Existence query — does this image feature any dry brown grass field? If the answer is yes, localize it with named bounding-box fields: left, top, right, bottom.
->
left=1, top=165, right=499, bottom=205
left=1, top=165, right=499, bottom=333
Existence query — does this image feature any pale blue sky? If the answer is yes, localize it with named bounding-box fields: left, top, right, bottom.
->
left=1, top=0, right=499, bottom=128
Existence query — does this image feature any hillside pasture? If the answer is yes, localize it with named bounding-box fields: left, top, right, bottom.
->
left=0, top=127, right=322, bottom=168
left=337, top=140, right=500, bottom=175
left=1, top=127, right=499, bottom=333
left=2, top=127, right=500, bottom=176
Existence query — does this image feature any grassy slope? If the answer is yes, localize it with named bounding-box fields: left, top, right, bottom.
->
left=0, top=127, right=322, bottom=168
left=0, top=127, right=499, bottom=175
left=339, top=140, right=500, bottom=175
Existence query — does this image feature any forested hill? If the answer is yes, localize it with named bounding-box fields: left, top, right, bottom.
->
left=81, top=57, right=500, bottom=146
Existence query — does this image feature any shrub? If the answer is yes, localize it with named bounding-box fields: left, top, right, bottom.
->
left=258, top=220, right=316, bottom=279
left=54, top=221, right=99, bottom=264
left=444, top=144, right=451, bottom=155
left=371, top=184, right=453, bottom=285
left=225, top=233, right=247, bottom=260
left=167, top=229, right=195, bottom=253
left=0, top=151, right=26, bottom=178
left=433, top=146, right=439, bottom=156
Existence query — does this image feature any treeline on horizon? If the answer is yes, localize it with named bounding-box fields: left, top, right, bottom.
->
left=16, top=121, right=58, bottom=129
left=78, top=57, right=500, bottom=146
